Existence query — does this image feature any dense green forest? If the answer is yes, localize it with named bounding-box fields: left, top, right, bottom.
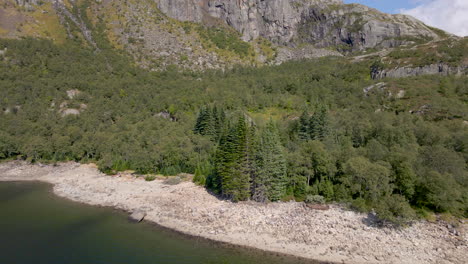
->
left=0, top=37, right=467, bottom=225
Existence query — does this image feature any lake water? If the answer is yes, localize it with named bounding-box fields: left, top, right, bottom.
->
left=0, top=182, right=318, bottom=264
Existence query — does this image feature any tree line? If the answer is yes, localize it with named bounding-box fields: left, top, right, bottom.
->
left=0, top=37, right=466, bottom=225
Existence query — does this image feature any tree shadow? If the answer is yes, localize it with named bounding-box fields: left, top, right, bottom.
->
left=361, top=211, right=380, bottom=227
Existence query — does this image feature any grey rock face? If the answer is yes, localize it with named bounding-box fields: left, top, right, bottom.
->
left=372, top=64, right=468, bottom=79
left=274, top=44, right=342, bottom=65
left=15, top=0, right=42, bottom=11
left=53, top=1, right=98, bottom=50
left=363, top=82, right=386, bottom=95
left=15, top=0, right=40, bottom=6
left=156, top=0, right=204, bottom=22
left=298, top=5, right=438, bottom=51
left=155, top=0, right=440, bottom=51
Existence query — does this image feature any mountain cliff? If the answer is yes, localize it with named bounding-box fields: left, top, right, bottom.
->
left=156, top=0, right=441, bottom=51
left=2, top=0, right=465, bottom=75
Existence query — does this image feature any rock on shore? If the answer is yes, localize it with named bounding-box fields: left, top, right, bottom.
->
left=0, top=161, right=466, bottom=264
left=130, top=210, right=146, bottom=222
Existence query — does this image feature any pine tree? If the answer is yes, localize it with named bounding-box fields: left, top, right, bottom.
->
left=212, top=106, right=222, bottom=140
left=230, top=115, right=251, bottom=201
left=215, top=127, right=235, bottom=194
left=194, top=107, right=210, bottom=135
left=255, top=120, right=287, bottom=202
left=204, top=107, right=216, bottom=137
left=213, top=115, right=251, bottom=201
left=194, top=107, right=204, bottom=134
left=310, top=104, right=328, bottom=140
left=298, top=110, right=311, bottom=140
left=252, top=137, right=268, bottom=202
left=194, top=106, right=225, bottom=140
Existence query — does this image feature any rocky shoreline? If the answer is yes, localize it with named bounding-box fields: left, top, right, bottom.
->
left=0, top=161, right=466, bottom=264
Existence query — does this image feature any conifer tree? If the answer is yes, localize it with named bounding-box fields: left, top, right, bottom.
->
left=310, top=104, right=328, bottom=140
left=204, top=107, right=216, bottom=137
left=194, top=107, right=210, bottom=135
left=194, top=107, right=204, bottom=134
left=218, top=127, right=236, bottom=192
left=231, top=115, right=251, bottom=201
left=212, top=106, right=221, bottom=138
left=252, top=139, right=268, bottom=202
left=298, top=110, right=311, bottom=140
left=213, top=115, right=251, bottom=201
left=194, top=105, right=226, bottom=140
left=255, top=120, right=287, bottom=201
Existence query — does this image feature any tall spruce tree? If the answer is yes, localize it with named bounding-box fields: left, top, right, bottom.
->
left=214, top=115, right=251, bottom=201
left=231, top=115, right=251, bottom=201
left=298, top=110, right=311, bottom=140
left=194, top=105, right=226, bottom=140
left=310, top=104, right=328, bottom=140
left=255, top=120, right=288, bottom=202
left=194, top=106, right=210, bottom=135
left=212, top=106, right=220, bottom=137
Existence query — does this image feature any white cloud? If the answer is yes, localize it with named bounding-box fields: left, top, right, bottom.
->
left=401, top=0, right=468, bottom=37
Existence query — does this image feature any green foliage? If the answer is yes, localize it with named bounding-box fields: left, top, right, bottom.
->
left=207, top=117, right=287, bottom=202
left=0, top=131, right=18, bottom=159
left=197, top=26, right=251, bottom=57
left=341, top=157, right=392, bottom=202
left=305, top=195, right=325, bottom=204
left=310, top=105, right=329, bottom=140
left=212, top=115, right=252, bottom=201
left=145, top=175, right=156, bottom=181
left=194, top=105, right=225, bottom=140
left=287, top=140, right=336, bottom=201
left=392, top=161, right=416, bottom=199
left=416, top=171, right=465, bottom=215
left=164, top=176, right=182, bottom=185
left=0, top=36, right=467, bottom=223
left=375, top=194, right=416, bottom=226
left=255, top=120, right=288, bottom=202
left=295, top=105, right=329, bottom=141
left=385, top=38, right=467, bottom=68
left=193, top=160, right=212, bottom=186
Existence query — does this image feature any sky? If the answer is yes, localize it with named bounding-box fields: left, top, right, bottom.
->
left=343, top=0, right=468, bottom=36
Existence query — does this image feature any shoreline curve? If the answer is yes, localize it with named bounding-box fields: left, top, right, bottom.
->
left=0, top=161, right=466, bottom=264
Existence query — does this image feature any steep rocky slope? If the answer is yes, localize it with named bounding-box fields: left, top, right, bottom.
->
left=2, top=0, right=465, bottom=75
left=371, top=37, right=468, bottom=79
left=3, top=0, right=273, bottom=70
left=156, top=0, right=442, bottom=51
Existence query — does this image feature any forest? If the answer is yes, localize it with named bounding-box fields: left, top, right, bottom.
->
left=0, top=37, right=467, bottom=225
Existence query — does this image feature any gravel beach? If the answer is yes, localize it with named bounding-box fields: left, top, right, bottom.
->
left=0, top=161, right=466, bottom=264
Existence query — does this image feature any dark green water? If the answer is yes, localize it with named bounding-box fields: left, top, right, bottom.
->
left=0, top=182, right=317, bottom=264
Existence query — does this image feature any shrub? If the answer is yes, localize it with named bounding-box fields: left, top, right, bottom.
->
left=305, top=195, right=325, bottom=204
left=281, top=195, right=296, bottom=202
left=145, top=175, right=156, bottom=182
left=164, top=176, right=182, bottom=185
left=374, top=194, right=416, bottom=226
left=350, top=197, right=370, bottom=213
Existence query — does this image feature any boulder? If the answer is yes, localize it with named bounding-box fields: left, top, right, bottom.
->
left=66, top=89, right=81, bottom=99
left=61, top=109, right=80, bottom=117
left=129, top=210, right=146, bottom=222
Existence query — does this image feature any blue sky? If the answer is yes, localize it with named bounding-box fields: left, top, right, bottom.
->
left=343, top=0, right=418, bottom=14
